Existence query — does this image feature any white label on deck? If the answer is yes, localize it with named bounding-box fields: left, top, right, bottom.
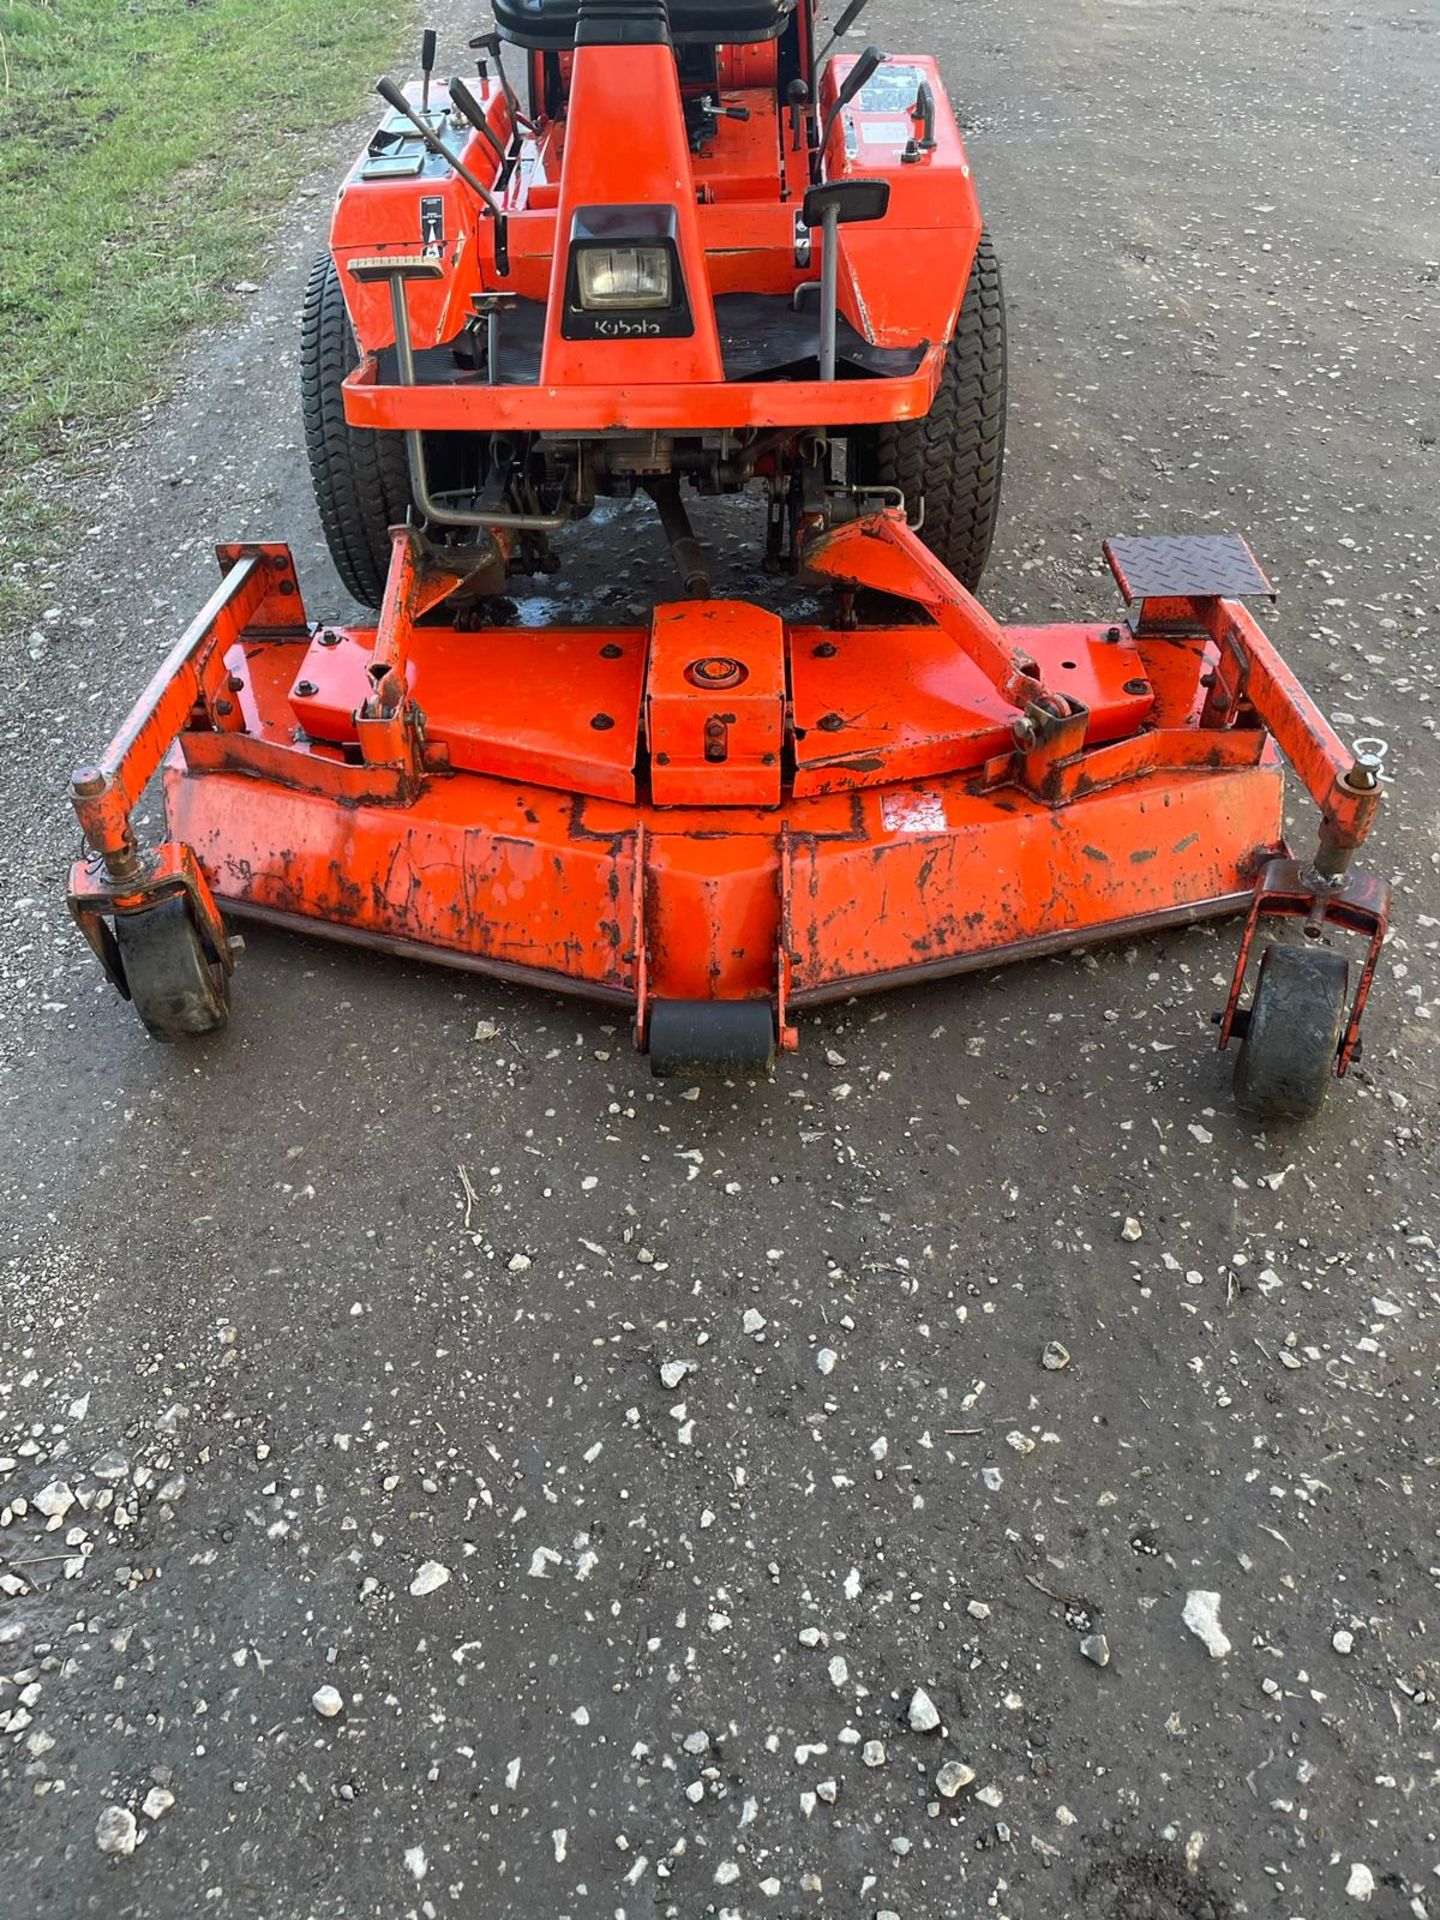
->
left=881, top=791, right=947, bottom=833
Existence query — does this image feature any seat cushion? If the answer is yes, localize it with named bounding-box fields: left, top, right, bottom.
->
left=494, top=0, right=796, bottom=51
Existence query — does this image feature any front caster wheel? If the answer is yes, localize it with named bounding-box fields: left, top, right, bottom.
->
left=113, top=896, right=231, bottom=1041
left=1233, top=943, right=1348, bottom=1121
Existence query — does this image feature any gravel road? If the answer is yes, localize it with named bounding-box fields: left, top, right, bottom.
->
left=1, top=2, right=1437, bottom=1917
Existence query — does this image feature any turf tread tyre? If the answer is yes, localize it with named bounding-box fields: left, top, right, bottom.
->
left=301, top=252, right=413, bottom=609
left=1232, top=943, right=1348, bottom=1121
left=851, top=228, right=1007, bottom=593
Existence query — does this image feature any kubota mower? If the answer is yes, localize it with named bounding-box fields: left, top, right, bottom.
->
left=68, top=0, right=1390, bottom=1114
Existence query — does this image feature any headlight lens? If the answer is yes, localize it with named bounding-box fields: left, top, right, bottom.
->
left=576, top=246, right=672, bottom=311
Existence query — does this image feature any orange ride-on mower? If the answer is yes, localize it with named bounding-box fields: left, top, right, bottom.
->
left=67, top=0, right=1390, bottom=1115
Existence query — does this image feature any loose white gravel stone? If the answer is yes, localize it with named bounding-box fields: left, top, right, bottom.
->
left=95, top=1806, right=138, bottom=1856
left=861, top=1740, right=886, bottom=1768
left=1080, top=1633, right=1111, bottom=1668
left=409, top=1560, right=451, bottom=1597
left=1345, top=1863, right=1375, bottom=1902
left=828, top=1654, right=848, bottom=1687
left=35, top=1481, right=75, bottom=1522
left=907, top=1687, right=941, bottom=1732
left=742, top=1309, right=767, bottom=1335
left=312, top=1685, right=344, bottom=1719
left=936, top=1761, right=976, bottom=1798
left=141, top=1788, right=175, bottom=1820
left=815, top=1347, right=838, bottom=1376
left=1041, top=1341, right=1072, bottom=1371
left=1332, top=1628, right=1355, bottom=1655
left=659, top=1360, right=690, bottom=1389
left=1121, top=1217, right=1143, bottom=1241
left=1182, top=1589, right=1232, bottom=1659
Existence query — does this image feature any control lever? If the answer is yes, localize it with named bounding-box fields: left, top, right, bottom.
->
left=375, top=77, right=510, bottom=271
left=813, top=0, right=873, bottom=82
left=914, top=78, right=937, bottom=150
left=802, top=177, right=890, bottom=381
left=902, top=79, right=938, bottom=164
left=420, top=28, right=437, bottom=115
left=814, top=44, right=885, bottom=182
left=468, top=31, right=537, bottom=133
left=701, top=95, right=752, bottom=123
left=787, top=78, right=810, bottom=153
left=447, top=72, right=508, bottom=167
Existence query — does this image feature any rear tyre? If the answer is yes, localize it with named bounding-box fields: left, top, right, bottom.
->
left=114, top=898, right=230, bottom=1041
left=301, top=252, right=414, bottom=610
left=1232, top=943, right=1348, bottom=1121
left=849, top=227, right=1007, bottom=594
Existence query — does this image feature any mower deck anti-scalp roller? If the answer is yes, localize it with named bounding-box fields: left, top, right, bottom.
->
left=65, top=0, right=1391, bottom=1114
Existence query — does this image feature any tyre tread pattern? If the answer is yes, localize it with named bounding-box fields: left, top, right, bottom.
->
left=852, top=228, right=1007, bottom=593
left=301, top=252, right=413, bottom=609
left=1232, top=944, right=1348, bottom=1121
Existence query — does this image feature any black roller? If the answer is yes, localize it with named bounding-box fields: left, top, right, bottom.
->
left=648, top=999, right=776, bottom=1079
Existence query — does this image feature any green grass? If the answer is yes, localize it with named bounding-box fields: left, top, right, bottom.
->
left=0, top=0, right=410, bottom=607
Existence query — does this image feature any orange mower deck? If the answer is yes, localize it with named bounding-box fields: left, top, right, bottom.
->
left=67, top=520, right=1389, bottom=1082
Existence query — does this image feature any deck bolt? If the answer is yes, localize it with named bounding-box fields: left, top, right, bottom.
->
left=71, top=767, right=106, bottom=797
left=318, top=629, right=342, bottom=648
left=1123, top=678, right=1150, bottom=696
left=295, top=680, right=319, bottom=698
left=591, top=713, right=615, bottom=731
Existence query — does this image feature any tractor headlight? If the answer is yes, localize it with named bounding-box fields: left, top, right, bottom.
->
left=576, top=246, right=673, bottom=311
left=562, top=206, right=695, bottom=341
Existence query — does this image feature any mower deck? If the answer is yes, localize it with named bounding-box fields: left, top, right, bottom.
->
left=67, top=522, right=1388, bottom=1088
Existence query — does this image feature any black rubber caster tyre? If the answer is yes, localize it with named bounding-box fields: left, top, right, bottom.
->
left=301, top=251, right=415, bottom=611
left=849, top=227, right=1007, bottom=595
left=1232, top=943, right=1348, bottom=1121
left=113, top=897, right=230, bottom=1041
left=649, top=1000, right=776, bottom=1079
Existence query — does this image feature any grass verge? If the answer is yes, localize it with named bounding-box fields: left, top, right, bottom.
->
left=0, top=0, right=411, bottom=622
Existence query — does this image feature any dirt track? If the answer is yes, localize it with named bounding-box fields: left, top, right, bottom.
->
left=1, top=2, right=1437, bottom=1916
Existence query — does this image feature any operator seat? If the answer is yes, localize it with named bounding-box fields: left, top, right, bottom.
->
left=492, top=0, right=797, bottom=49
